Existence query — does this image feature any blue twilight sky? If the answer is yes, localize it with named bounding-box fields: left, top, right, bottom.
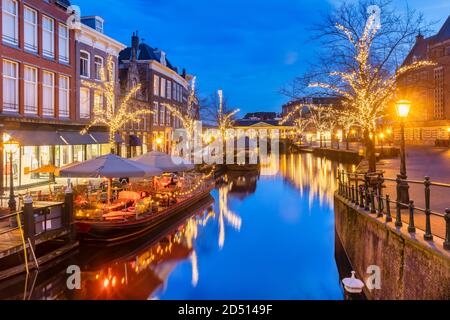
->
left=72, top=0, right=450, bottom=117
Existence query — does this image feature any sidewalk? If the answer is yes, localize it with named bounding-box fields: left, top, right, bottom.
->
left=376, top=146, right=450, bottom=239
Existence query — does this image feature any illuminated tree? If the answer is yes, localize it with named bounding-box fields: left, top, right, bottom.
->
left=284, top=0, right=435, bottom=172
left=280, top=104, right=310, bottom=143
left=163, top=77, right=198, bottom=144
left=307, top=104, right=333, bottom=148
left=337, top=110, right=359, bottom=150
left=81, top=56, right=153, bottom=153
left=217, top=90, right=240, bottom=139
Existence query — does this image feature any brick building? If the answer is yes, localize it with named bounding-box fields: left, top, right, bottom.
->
left=0, top=0, right=77, bottom=190
left=118, top=32, right=194, bottom=156
left=396, top=16, right=450, bottom=145
left=0, top=1, right=125, bottom=191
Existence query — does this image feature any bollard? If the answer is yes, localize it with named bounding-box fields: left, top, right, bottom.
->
left=385, top=195, right=392, bottom=222
left=444, top=209, right=450, bottom=251
left=377, top=190, right=383, bottom=218
left=408, top=200, right=416, bottom=233
left=424, top=177, right=433, bottom=241
left=23, top=195, right=35, bottom=251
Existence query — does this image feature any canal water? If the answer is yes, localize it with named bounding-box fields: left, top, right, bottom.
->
left=0, top=153, right=353, bottom=300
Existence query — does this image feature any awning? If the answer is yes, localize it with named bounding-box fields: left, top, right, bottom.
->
left=89, top=132, right=124, bottom=144
left=129, top=134, right=142, bottom=147
left=59, top=132, right=97, bottom=145
left=7, top=130, right=64, bottom=146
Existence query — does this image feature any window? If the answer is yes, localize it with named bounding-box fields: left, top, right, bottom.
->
left=2, top=0, right=18, bottom=45
left=80, top=51, right=90, bottom=77
left=94, top=91, right=103, bottom=111
left=167, top=81, right=172, bottom=100
left=94, top=56, right=103, bottom=80
left=434, top=67, right=444, bottom=120
left=80, top=88, right=90, bottom=118
left=24, top=7, right=37, bottom=52
left=24, top=66, right=38, bottom=114
left=59, top=76, right=69, bottom=118
left=153, top=75, right=160, bottom=96
left=95, top=18, right=104, bottom=33
left=160, top=78, right=166, bottom=98
left=166, top=108, right=171, bottom=125
left=2, top=60, right=18, bottom=112
left=59, top=24, right=69, bottom=63
left=43, top=71, right=54, bottom=116
left=153, top=102, right=159, bottom=125
left=172, top=83, right=177, bottom=101
left=160, top=104, right=165, bottom=125
left=42, top=16, right=55, bottom=58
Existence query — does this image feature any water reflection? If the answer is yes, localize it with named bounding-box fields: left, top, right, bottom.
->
left=1, top=153, right=352, bottom=300
left=280, top=153, right=346, bottom=209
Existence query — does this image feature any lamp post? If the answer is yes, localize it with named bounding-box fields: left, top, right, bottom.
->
left=395, top=100, right=411, bottom=204
left=4, top=138, right=20, bottom=212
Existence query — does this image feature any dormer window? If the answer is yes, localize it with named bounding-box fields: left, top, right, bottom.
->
left=160, top=51, right=167, bottom=66
left=95, top=18, right=104, bottom=33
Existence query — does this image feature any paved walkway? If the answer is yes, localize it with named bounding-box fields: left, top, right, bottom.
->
left=355, top=145, right=450, bottom=239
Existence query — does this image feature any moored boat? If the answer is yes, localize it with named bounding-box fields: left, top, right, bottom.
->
left=75, top=183, right=214, bottom=244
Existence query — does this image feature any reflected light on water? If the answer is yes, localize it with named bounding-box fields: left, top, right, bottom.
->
left=279, top=153, right=346, bottom=209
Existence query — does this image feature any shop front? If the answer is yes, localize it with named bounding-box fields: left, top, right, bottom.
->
left=2, top=130, right=121, bottom=190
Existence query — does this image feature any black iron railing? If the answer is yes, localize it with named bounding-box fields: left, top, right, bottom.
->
left=337, top=169, right=450, bottom=251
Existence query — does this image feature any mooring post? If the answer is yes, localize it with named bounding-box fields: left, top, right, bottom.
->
left=23, top=195, right=35, bottom=251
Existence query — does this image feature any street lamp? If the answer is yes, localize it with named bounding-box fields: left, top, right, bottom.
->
left=395, top=99, right=411, bottom=203
left=4, top=138, right=20, bottom=211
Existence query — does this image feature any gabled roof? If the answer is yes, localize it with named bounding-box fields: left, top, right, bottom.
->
left=234, top=119, right=283, bottom=127
left=433, top=15, right=450, bottom=43
left=402, top=15, right=450, bottom=66
left=119, top=43, right=176, bottom=71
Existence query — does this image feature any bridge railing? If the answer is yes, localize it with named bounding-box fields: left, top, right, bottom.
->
left=337, top=169, right=450, bottom=251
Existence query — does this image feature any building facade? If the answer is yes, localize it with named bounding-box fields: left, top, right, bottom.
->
left=0, top=1, right=126, bottom=191
left=74, top=15, right=126, bottom=157
left=118, top=32, right=193, bottom=156
left=0, top=0, right=77, bottom=190
left=396, top=16, right=450, bottom=145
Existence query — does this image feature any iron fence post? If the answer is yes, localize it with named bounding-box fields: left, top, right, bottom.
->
left=424, top=177, right=433, bottom=241
left=370, top=191, right=376, bottom=214
left=385, top=194, right=392, bottom=222
left=351, top=185, right=355, bottom=204
left=395, top=177, right=403, bottom=228
left=359, top=186, right=365, bottom=208
left=444, top=209, right=450, bottom=250
left=408, top=200, right=416, bottom=233
left=355, top=174, right=359, bottom=206
left=364, top=174, right=370, bottom=211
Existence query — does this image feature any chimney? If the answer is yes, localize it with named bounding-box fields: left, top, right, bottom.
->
left=131, top=31, right=139, bottom=61
left=416, top=32, right=424, bottom=43
left=181, top=68, right=186, bottom=78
